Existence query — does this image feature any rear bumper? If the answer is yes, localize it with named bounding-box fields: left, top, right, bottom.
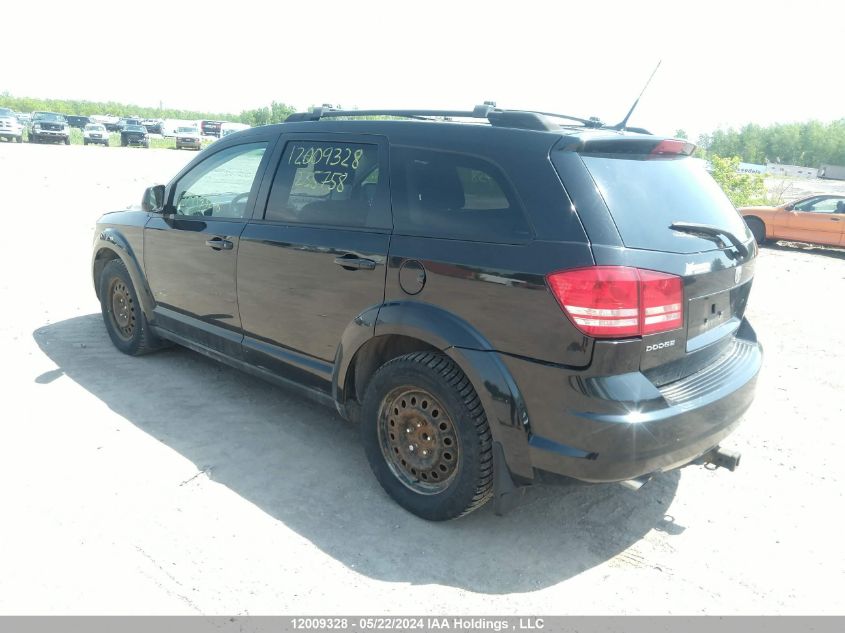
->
left=502, top=320, right=762, bottom=483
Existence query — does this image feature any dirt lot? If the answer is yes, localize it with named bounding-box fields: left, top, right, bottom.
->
left=0, top=142, right=843, bottom=615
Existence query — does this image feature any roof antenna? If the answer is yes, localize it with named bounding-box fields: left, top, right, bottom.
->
left=612, top=60, right=662, bottom=131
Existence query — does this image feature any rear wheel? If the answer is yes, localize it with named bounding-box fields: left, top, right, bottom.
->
left=98, top=259, right=161, bottom=356
left=64, top=137, right=70, bottom=145
left=361, top=351, right=494, bottom=521
left=746, top=217, right=766, bottom=244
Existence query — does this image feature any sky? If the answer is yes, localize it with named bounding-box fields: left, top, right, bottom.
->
left=3, top=0, right=844, bottom=139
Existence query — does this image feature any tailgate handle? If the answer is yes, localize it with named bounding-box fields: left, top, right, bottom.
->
left=334, top=255, right=376, bottom=271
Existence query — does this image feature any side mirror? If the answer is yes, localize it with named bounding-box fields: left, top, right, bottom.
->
left=142, top=184, right=165, bottom=212
left=784, top=203, right=794, bottom=211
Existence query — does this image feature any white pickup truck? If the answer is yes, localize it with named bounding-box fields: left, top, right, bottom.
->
left=0, top=107, right=24, bottom=143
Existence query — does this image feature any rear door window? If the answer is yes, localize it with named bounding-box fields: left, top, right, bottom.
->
left=390, top=147, right=531, bottom=243
left=264, top=140, right=388, bottom=229
left=573, top=154, right=752, bottom=253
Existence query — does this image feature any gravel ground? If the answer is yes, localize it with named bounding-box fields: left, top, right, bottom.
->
left=0, top=142, right=843, bottom=615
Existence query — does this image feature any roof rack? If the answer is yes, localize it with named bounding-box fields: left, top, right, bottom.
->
left=283, top=105, right=652, bottom=134
left=285, top=105, right=561, bottom=132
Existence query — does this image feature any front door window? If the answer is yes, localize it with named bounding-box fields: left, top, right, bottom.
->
left=172, top=142, right=268, bottom=219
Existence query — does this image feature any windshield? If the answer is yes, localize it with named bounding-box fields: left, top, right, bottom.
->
left=575, top=153, right=752, bottom=254
left=86, top=124, right=105, bottom=131
left=34, top=113, right=66, bottom=122
left=0, top=108, right=12, bottom=117
left=125, top=125, right=145, bottom=132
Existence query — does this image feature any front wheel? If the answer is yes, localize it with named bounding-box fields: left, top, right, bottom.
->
left=361, top=351, right=494, bottom=521
left=64, top=137, right=70, bottom=145
left=745, top=217, right=766, bottom=245
left=98, top=259, right=161, bottom=356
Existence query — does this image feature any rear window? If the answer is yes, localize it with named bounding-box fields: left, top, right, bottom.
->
left=390, top=147, right=531, bottom=243
left=577, top=154, right=751, bottom=253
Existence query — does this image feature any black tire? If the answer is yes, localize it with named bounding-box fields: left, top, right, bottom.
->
left=15, top=136, right=22, bottom=143
left=745, top=217, right=766, bottom=245
left=64, top=137, right=70, bottom=145
left=83, top=140, right=88, bottom=146
left=361, top=351, right=493, bottom=521
left=98, top=259, right=161, bottom=356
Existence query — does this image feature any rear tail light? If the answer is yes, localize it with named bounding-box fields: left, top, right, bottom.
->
left=546, top=266, right=683, bottom=338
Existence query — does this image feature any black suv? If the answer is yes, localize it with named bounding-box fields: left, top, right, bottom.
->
left=91, top=106, right=762, bottom=521
left=66, top=115, right=91, bottom=129
left=120, top=125, right=150, bottom=148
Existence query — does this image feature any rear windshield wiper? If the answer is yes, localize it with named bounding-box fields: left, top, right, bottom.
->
left=669, top=222, right=749, bottom=258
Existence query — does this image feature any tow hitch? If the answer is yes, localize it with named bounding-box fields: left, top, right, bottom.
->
left=701, top=446, right=742, bottom=472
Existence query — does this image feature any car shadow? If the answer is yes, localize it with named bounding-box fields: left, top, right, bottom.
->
left=764, top=240, right=845, bottom=261
left=34, top=314, right=681, bottom=594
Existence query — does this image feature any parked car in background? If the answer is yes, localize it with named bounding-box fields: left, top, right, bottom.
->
left=29, top=112, right=70, bottom=144
left=175, top=126, right=201, bottom=150
left=83, top=123, right=110, bottom=146
left=91, top=115, right=121, bottom=132
left=142, top=119, right=163, bottom=135
left=91, top=106, right=761, bottom=520
left=120, top=124, right=149, bottom=148
left=66, top=115, right=91, bottom=129
left=117, top=117, right=144, bottom=132
left=160, top=119, right=197, bottom=137
left=200, top=120, right=224, bottom=137
left=0, top=107, right=24, bottom=142
left=741, top=195, right=845, bottom=247
left=15, top=112, right=31, bottom=126
left=220, top=122, right=251, bottom=137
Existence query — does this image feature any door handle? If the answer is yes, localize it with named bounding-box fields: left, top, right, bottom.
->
left=205, top=237, right=234, bottom=250
left=334, top=255, right=377, bottom=271
left=831, top=217, right=841, bottom=221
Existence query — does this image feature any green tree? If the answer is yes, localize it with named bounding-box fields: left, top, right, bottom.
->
left=709, top=155, right=766, bottom=207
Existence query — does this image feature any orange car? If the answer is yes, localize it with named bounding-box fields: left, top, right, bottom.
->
left=741, top=195, right=845, bottom=247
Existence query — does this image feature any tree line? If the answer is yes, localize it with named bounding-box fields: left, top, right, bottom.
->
left=0, top=92, right=296, bottom=127
left=695, top=119, right=845, bottom=168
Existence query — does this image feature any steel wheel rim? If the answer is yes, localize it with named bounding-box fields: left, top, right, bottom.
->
left=109, top=279, right=135, bottom=340
left=378, top=386, right=460, bottom=495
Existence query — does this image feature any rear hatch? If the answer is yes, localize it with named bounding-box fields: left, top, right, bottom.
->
left=550, top=135, right=757, bottom=384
